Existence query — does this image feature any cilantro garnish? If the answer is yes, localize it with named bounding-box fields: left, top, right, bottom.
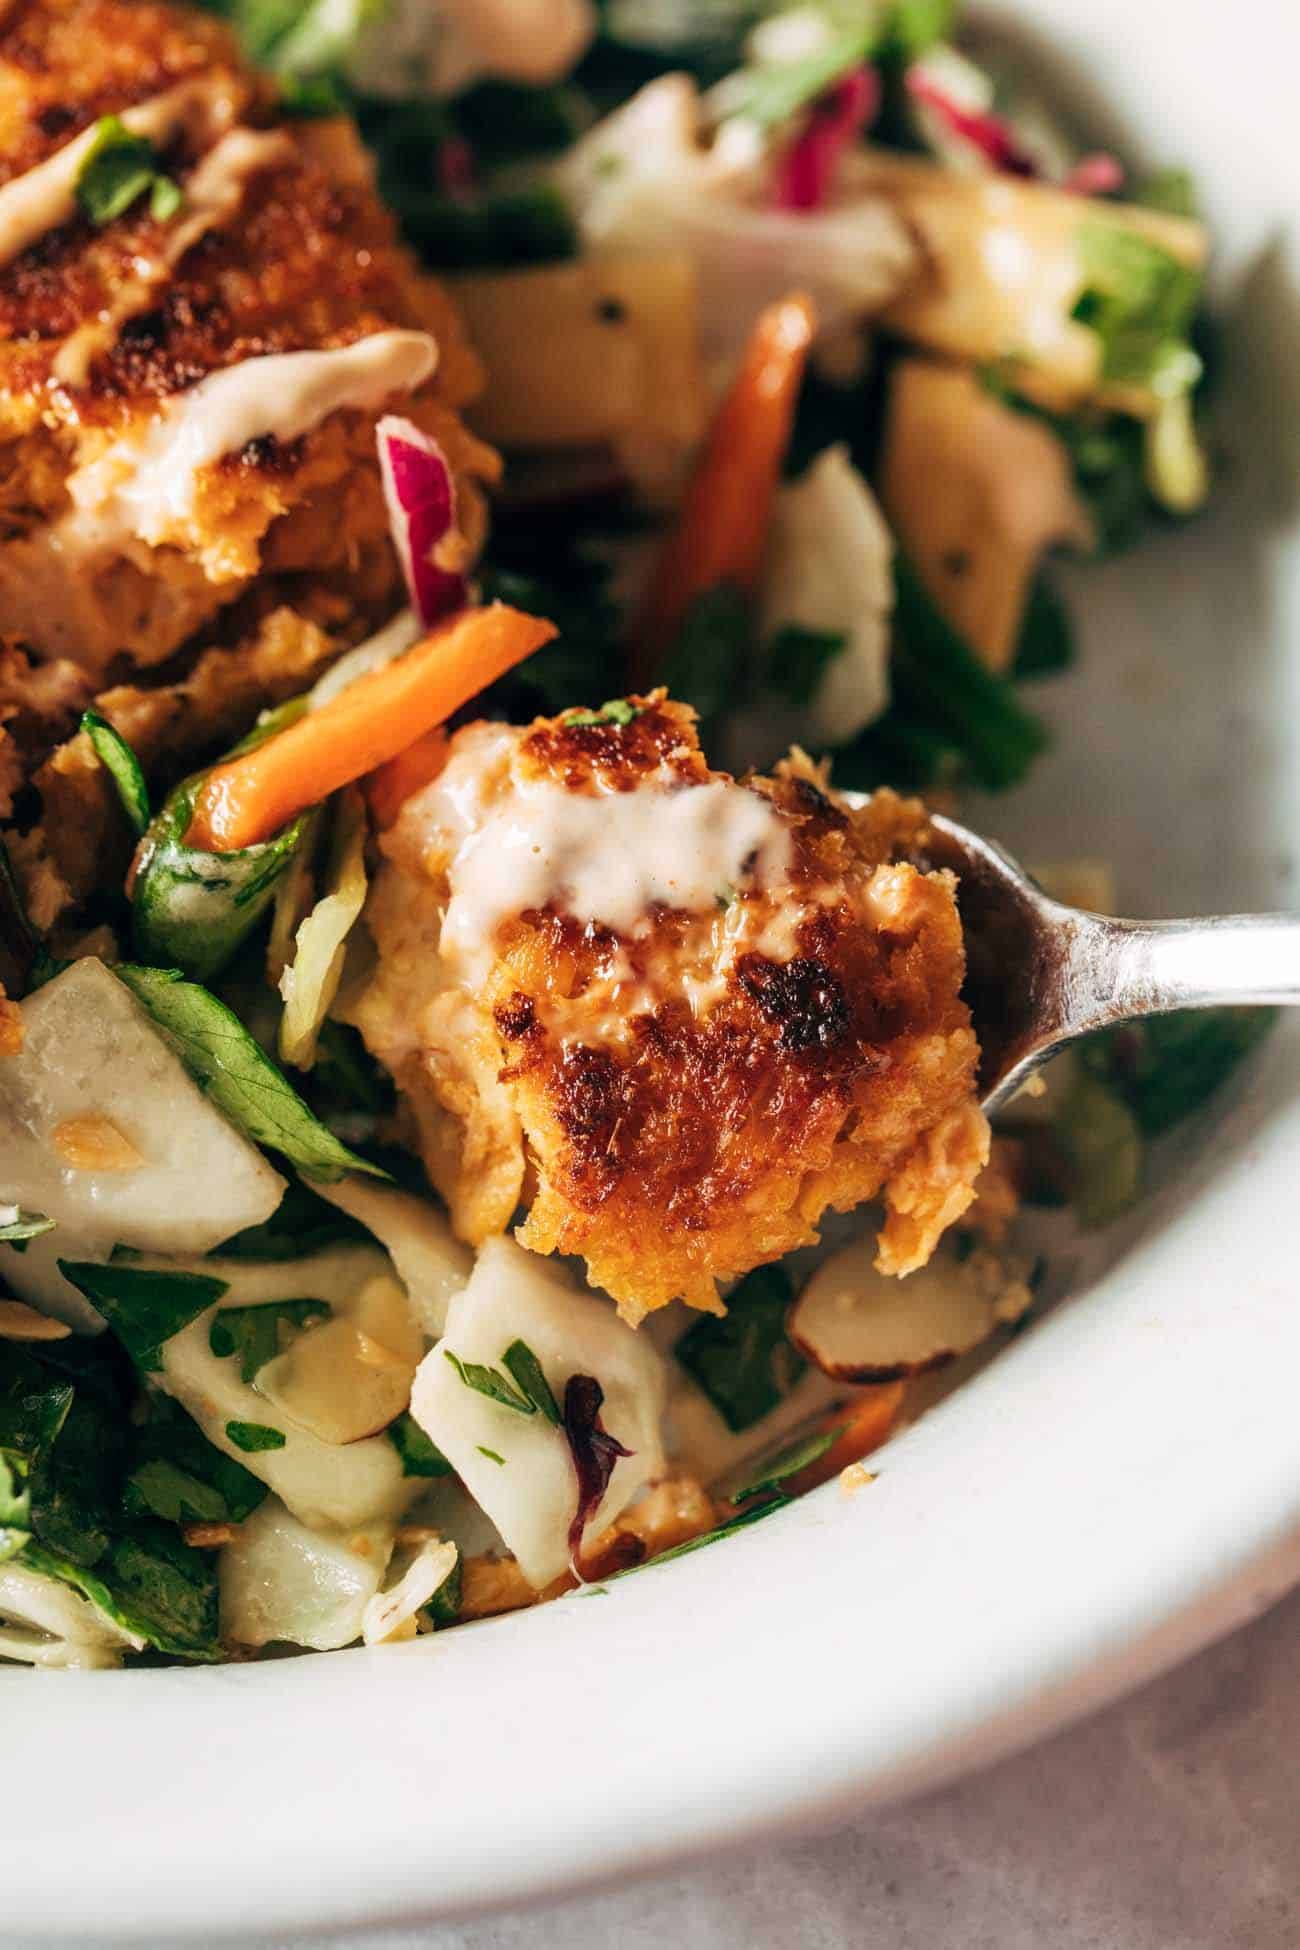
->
left=75, top=115, right=183, bottom=228
left=225, top=1420, right=286, bottom=1453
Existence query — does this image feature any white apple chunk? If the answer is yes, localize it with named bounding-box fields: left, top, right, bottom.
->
left=411, top=1238, right=666, bottom=1589
left=0, top=959, right=284, bottom=1257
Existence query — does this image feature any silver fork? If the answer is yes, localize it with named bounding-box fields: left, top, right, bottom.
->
left=899, top=812, right=1300, bottom=1114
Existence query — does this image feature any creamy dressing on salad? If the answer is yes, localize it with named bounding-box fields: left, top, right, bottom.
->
left=62, top=330, right=437, bottom=551
left=433, top=764, right=793, bottom=980
left=0, top=76, right=240, bottom=267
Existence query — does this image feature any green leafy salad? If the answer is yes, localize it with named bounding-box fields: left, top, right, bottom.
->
left=0, top=0, right=1272, bottom=1670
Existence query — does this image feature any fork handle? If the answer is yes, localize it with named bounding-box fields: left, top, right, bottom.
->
left=1070, top=912, right=1300, bottom=1030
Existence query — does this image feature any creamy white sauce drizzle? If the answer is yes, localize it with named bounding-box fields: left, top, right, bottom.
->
left=53, top=127, right=295, bottom=386
left=427, top=753, right=793, bottom=982
left=62, top=329, right=437, bottom=551
left=0, top=76, right=239, bottom=269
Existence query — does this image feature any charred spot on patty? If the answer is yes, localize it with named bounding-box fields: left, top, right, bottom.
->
left=737, top=953, right=854, bottom=1055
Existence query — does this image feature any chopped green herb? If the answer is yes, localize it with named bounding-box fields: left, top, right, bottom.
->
left=75, top=115, right=182, bottom=228
left=386, top=1411, right=453, bottom=1479
left=81, top=709, right=150, bottom=836
left=675, top=1264, right=804, bottom=1433
left=731, top=1426, right=837, bottom=1504
left=209, top=1297, right=331, bottom=1383
left=115, top=964, right=386, bottom=1182
left=225, top=1420, right=286, bottom=1453
left=476, top=1445, right=506, bottom=1466
left=1053, top=1071, right=1143, bottom=1229
left=718, top=25, right=876, bottom=131
left=1072, top=219, right=1202, bottom=400
left=766, top=624, right=848, bottom=709
left=502, top=1340, right=561, bottom=1425
left=0, top=1209, right=54, bottom=1244
left=57, top=1262, right=228, bottom=1372
left=122, top=1459, right=226, bottom=1526
left=448, top=1341, right=561, bottom=1419
left=562, top=698, right=642, bottom=727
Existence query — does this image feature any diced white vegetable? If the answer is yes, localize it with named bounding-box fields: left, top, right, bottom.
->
left=256, top=1271, right=422, bottom=1446
left=157, top=1246, right=419, bottom=1531
left=0, top=1561, right=143, bottom=1670
left=362, top=1537, right=458, bottom=1645
left=552, top=75, right=917, bottom=372
left=0, top=959, right=285, bottom=1257
left=219, top=1498, right=392, bottom=1651
left=311, top=1175, right=472, bottom=1336
left=789, top=1234, right=1034, bottom=1380
left=278, top=791, right=367, bottom=1070
left=411, top=1238, right=666, bottom=1589
left=760, top=443, right=894, bottom=745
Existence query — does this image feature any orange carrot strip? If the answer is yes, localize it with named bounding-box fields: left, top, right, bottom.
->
left=783, top=1382, right=905, bottom=1497
left=187, top=604, right=556, bottom=851
left=364, top=726, right=450, bottom=831
left=634, top=291, right=816, bottom=681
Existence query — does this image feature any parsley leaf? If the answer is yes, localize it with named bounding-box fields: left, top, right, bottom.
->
left=386, top=1411, right=453, bottom=1479
left=214, top=1178, right=370, bottom=1260
left=476, top=1445, right=506, bottom=1465
left=208, top=1297, right=331, bottom=1383
left=57, top=1263, right=228, bottom=1372
left=75, top=115, right=182, bottom=228
left=81, top=709, right=150, bottom=836
left=1079, top=1008, right=1276, bottom=1139
left=1013, top=574, right=1076, bottom=680
left=502, top=1340, right=561, bottom=1425
left=425, top=1548, right=461, bottom=1625
left=562, top=698, right=642, bottom=727
left=675, top=1264, right=804, bottom=1434
left=225, top=1420, right=286, bottom=1453
left=124, top=1395, right=266, bottom=1524
left=719, top=25, right=876, bottom=131
left=611, top=1495, right=791, bottom=1577
left=446, top=1342, right=561, bottom=1422
left=122, top=1459, right=226, bottom=1525
left=445, top=1350, right=534, bottom=1416
left=114, top=964, right=386, bottom=1182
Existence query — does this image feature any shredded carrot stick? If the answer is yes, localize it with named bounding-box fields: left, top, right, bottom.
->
left=187, top=604, right=555, bottom=851
left=364, top=726, right=450, bottom=830
left=634, top=291, right=816, bottom=681
left=782, top=1382, right=905, bottom=1497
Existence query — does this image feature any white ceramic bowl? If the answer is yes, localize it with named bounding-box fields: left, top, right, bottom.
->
left=7, top=1, right=1300, bottom=1937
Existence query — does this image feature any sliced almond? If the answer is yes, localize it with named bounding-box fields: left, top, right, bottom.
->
left=51, top=1113, right=143, bottom=1173
left=789, top=1235, right=1033, bottom=1382
left=0, top=1297, right=72, bottom=1341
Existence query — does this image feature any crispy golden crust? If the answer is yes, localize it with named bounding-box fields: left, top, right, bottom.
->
left=0, top=0, right=497, bottom=681
left=353, top=700, right=989, bottom=1319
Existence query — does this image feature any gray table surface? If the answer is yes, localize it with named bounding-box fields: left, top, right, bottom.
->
left=104, top=1580, right=1297, bottom=1950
